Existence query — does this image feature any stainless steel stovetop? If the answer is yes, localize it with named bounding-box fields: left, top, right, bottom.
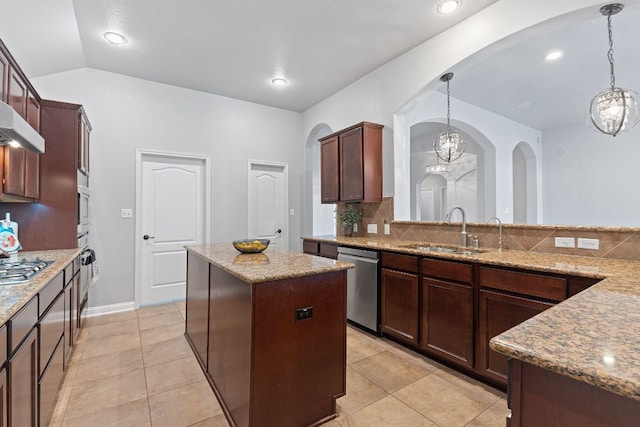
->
left=0, top=259, right=52, bottom=285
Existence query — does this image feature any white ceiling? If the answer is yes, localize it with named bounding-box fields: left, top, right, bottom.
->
left=0, top=0, right=498, bottom=112
left=441, top=2, right=640, bottom=131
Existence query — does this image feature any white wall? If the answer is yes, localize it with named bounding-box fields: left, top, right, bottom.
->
left=542, top=123, right=640, bottom=226
left=32, top=68, right=302, bottom=307
left=301, top=0, right=624, bottom=222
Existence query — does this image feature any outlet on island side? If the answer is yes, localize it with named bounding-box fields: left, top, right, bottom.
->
left=295, top=306, right=313, bottom=321
left=577, top=238, right=600, bottom=250
left=367, top=224, right=377, bottom=234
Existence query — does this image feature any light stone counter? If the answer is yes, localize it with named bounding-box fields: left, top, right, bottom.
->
left=0, top=249, right=82, bottom=325
left=304, top=235, right=640, bottom=401
left=185, top=243, right=353, bottom=284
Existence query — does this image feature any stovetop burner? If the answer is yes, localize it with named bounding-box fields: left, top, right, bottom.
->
left=0, top=259, right=53, bottom=285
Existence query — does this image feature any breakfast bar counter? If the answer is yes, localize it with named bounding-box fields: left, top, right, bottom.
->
left=184, top=243, right=352, bottom=427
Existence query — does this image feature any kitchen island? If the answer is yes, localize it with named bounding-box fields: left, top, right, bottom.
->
left=184, top=243, right=352, bottom=427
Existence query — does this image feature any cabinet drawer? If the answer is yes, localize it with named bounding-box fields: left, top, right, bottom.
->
left=0, top=324, right=6, bottom=367
left=39, top=293, right=64, bottom=377
left=381, top=252, right=419, bottom=273
left=478, top=266, right=567, bottom=302
left=302, top=240, right=319, bottom=255
left=319, top=243, right=339, bottom=259
left=422, top=258, right=473, bottom=284
left=9, top=296, right=37, bottom=353
left=39, top=272, right=64, bottom=317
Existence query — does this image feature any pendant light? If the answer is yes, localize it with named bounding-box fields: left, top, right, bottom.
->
left=434, top=72, right=466, bottom=162
left=425, top=153, right=451, bottom=175
left=588, top=3, right=639, bottom=136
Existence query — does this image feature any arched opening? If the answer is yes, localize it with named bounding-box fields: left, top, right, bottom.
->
left=512, top=141, right=538, bottom=223
left=303, top=123, right=335, bottom=236
left=410, top=120, right=489, bottom=222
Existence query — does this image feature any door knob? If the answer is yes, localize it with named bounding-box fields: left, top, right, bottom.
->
left=276, top=229, right=282, bottom=234
left=143, top=235, right=155, bottom=240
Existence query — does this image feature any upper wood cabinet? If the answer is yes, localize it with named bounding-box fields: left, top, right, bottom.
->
left=78, top=109, right=91, bottom=176
left=0, top=40, right=41, bottom=202
left=319, top=122, right=383, bottom=203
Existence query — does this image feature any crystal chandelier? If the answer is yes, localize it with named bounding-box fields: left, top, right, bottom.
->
left=435, top=72, right=466, bottom=162
left=425, top=154, right=451, bottom=175
left=588, top=3, right=639, bottom=136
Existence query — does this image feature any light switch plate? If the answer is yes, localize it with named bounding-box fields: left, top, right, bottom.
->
left=367, top=224, right=377, bottom=234
left=121, top=208, right=133, bottom=219
left=554, top=237, right=575, bottom=248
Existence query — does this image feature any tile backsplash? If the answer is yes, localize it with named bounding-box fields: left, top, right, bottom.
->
left=336, top=197, right=640, bottom=262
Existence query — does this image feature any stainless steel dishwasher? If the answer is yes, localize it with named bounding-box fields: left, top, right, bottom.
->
left=337, top=246, right=380, bottom=333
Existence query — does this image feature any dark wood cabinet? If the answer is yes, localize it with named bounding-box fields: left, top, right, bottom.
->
left=301, top=239, right=339, bottom=259
left=0, top=40, right=41, bottom=202
left=319, top=122, right=382, bottom=204
left=422, top=277, right=473, bottom=367
left=185, top=253, right=210, bottom=368
left=320, top=136, right=339, bottom=203
left=478, top=284, right=555, bottom=385
left=9, top=327, right=38, bottom=427
left=64, top=272, right=78, bottom=367
left=0, top=367, right=6, bottom=427
left=380, top=252, right=420, bottom=345
left=78, top=109, right=91, bottom=176
left=4, top=100, right=91, bottom=250
left=39, top=338, right=64, bottom=427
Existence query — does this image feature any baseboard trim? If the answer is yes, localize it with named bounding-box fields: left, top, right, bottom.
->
left=86, top=301, right=136, bottom=317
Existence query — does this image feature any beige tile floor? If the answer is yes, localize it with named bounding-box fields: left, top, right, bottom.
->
left=49, top=301, right=508, bottom=427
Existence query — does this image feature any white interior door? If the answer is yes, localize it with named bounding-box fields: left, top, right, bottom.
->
left=248, top=161, right=289, bottom=249
left=138, top=153, right=208, bottom=306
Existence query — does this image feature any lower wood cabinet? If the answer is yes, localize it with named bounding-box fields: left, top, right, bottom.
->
left=39, top=338, right=64, bottom=427
left=380, top=268, right=419, bottom=345
left=421, top=277, right=473, bottom=368
left=185, top=254, right=210, bottom=368
left=0, top=368, right=7, bottom=427
left=478, top=289, right=554, bottom=384
left=9, top=327, right=38, bottom=427
left=301, top=239, right=339, bottom=259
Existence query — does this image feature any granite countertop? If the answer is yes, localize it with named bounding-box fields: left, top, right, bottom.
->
left=185, top=243, right=353, bottom=284
left=0, top=249, right=82, bottom=325
left=304, top=235, right=640, bottom=401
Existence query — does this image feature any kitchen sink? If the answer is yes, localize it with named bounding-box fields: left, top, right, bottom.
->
left=400, top=243, right=486, bottom=255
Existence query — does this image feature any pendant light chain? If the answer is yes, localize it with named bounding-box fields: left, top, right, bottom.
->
left=607, top=11, right=616, bottom=90
left=446, top=79, right=452, bottom=131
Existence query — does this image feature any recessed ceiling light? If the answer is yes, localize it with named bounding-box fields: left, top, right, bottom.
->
left=103, top=32, right=128, bottom=45
left=271, top=77, right=288, bottom=87
left=437, top=0, right=461, bottom=14
left=544, top=50, right=563, bottom=61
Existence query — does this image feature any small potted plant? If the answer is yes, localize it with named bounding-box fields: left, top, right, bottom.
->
left=339, top=205, right=362, bottom=237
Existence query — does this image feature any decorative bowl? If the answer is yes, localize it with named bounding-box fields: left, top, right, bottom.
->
left=232, top=239, right=270, bottom=254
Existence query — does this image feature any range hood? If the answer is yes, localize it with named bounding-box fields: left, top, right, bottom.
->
left=0, top=101, right=45, bottom=153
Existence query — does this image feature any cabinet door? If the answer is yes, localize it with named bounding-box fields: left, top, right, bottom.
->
left=478, top=289, right=553, bottom=385
left=7, top=67, right=26, bottom=117
left=422, top=277, right=473, bottom=368
left=4, top=67, right=28, bottom=197
left=381, top=268, right=419, bottom=345
left=64, top=278, right=77, bottom=367
left=320, top=136, right=339, bottom=203
left=0, top=49, right=8, bottom=102
left=24, top=93, right=40, bottom=199
left=339, top=127, right=364, bottom=202
left=78, top=112, right=91, bottom=176
left=9, top=327, right=38, bottom=427
left=0, top=367, right=6, bottom=427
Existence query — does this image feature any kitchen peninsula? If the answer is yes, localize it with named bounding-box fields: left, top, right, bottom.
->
left=184, top=243, right=352, bottom=427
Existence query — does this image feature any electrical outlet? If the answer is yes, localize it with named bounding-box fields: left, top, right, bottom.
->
left=121, top=209, right=133, bottom=219
left=384, top=223, right=390, bottom=235
left=577, top=238, right=600, bottom=250
left=353, top=223, right=358, bottom=233
left=554, top=237, right=575, bottom=248
left=367, top=224, right=377, bottom=234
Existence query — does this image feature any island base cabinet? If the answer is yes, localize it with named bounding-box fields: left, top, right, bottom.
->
left=0, top=368, right=6, bottom=427
left=185, top=253, right=210, bottom=369
left=509, top=359, right=640, bottom=426
left=196, top=260, right=347, bottom=427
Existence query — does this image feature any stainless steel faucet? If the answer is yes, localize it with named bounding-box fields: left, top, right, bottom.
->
left=444, top=206, right=467, bottom=248
left=487, top=216, right=503, bottom=252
